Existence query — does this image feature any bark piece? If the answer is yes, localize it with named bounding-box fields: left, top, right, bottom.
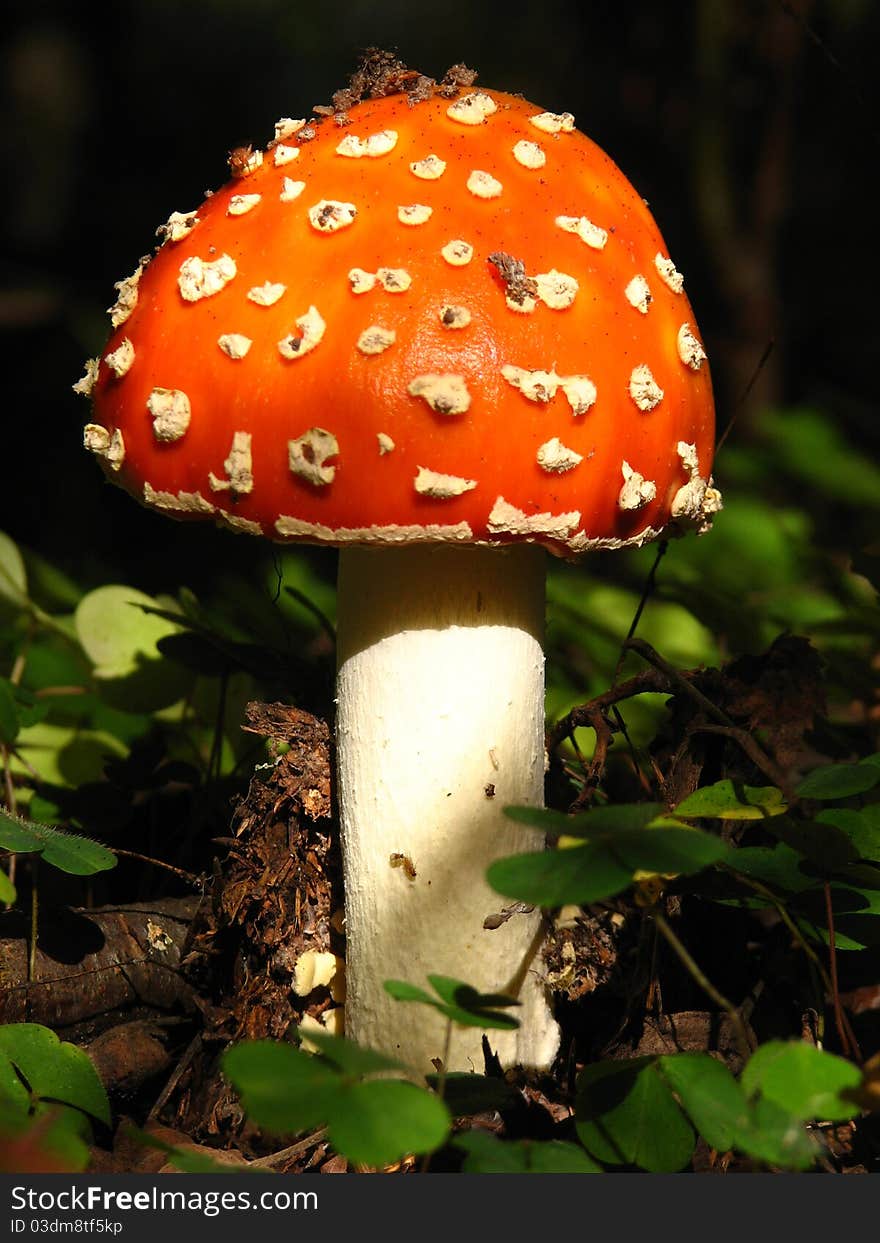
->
left=0, top=897, right=200, bottom=1026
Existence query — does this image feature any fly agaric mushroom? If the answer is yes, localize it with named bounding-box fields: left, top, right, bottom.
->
left=77, top=67, right=719, bottom=1073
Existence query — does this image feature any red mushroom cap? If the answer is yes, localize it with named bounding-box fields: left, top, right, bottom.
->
left=78, top=83, right=719, bottom=557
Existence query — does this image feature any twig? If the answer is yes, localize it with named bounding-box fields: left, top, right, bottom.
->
left=624, top=638, right=736, bottom=727
left=208, top=670, right=229, bottom=782
left=1, top=744, right=17, bottom=892
left=569, top=710, right=616, bottom=812
left=147, top=1033, right=202, bottom=1123
left=688, top=722, right=793, bottom=797
left=548, top=668, right=672, bottom=753
left=28, top=858, right=38, bottom=985
left=726, top=867, right=826, bottom=977
left=778, top=1, right=880, bottom=151
left=611, top=542, right=668, bottom=688
left=625, top=639, right=793, bottom=797
left=33, top=685, right=88, bottom=698
left=109, top=847, right=201, bottom=885
left=725, top=868, right=863, bottom=1056
left=652, top=908, right=755, bottom=1059
left=715, top=339, right=776, bottom=455
left=610, top=704, right=657, bottom=798
left=419, top=1022, right=453, bottom=1174
left=2, top=647, right=28, bottom=888
left=823, top=882, right=860, bottom=1062
left=250, top=1129, right=329, bottom=1169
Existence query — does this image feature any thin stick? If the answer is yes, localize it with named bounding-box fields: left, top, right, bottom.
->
left=727, top=867, right=826, bottom=977
left=688, top=722, right=793, bottom=797
left=109, top=847, right=200, bottom=885
left=625, top=638, right=737, bottom=727
left=1, top=745, right=17, bottom=892
left=578, top=543, right=669, bottom=800
left=625, top=639, right=794, bottom=796
left=548, top=668, right=671, bottom=753
left=28, top=858, right=38, bottom=984
left=208, top=669, right=229, bottom=782
left=2, top=649, right=27, bottom=887
left=147, top=1033, right=202, bottom=1123
left=653, top=908, right=755, bottom=1059
left=419, top=1022, right=453, bottom=1175
left=611, top=541, right=668, bottom=688
left=250, top=1129, right=328, bottom=1169
left=715, top=339, right=775, bottom=455
left=823, top=882, right=859, bottom=1062
left=778, top=1, right=880, bottom=151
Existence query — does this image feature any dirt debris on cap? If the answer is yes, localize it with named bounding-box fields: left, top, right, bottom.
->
left=321, top=50, right=478, bottom=126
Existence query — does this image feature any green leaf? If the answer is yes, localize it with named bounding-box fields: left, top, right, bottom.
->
left=12, top=720, right=127, bottom=792
left=676, top=780, right=787, bottom=820
left=454, top=1130, right=524, bottom=1173
left=294, top=1029, right=404, bottom=1076
left=760, top=408, right=880, bottom=510
left=328, top=1080, right=449, bottom=1167
left=12, top=685, right=48, bottom=731
left=796, top=763, right=880, bottom=801
left=156, top=632, right=233, bottom=676
left=741, top=1042, right=861, bottom=1122
left=575, top=1059, right=695, bottom=1172
left=742, top=1097, right=817, bottom=1169
left=766, top=816, right=860, bottom=871
left=223, top=1041, right=343, bottom=1136
left=75, top=586, right=181, bottom=679
left=584, top=1051, right=818, bottom=1170
left=383, top=976, right=520, bottom=1030
left=504, top=802, right=665, bottom=837
left=611, top=826, right=730, bottom=875
left=0, top=811, right=116, bottom=876
left=0, top=678, right=20, bottom=745
left=658, top=1054, right=745, bottom=1153
left=0, top=1105, right=92, bottom=1171
left=816, top=807, right=880, bottom=862
left=488, top=826, right=727, bottom=908
left=0, top=866, right=15, bottom=905
left=526, top=1140, right=603, bottom=1173
left=834, top=863, right=880, bottom=890
left=223, top=1039, right=450, bottom=1167
left=455, top=1131, right=601, bottom=1173
left=0, top=1050, right=31, bottom=1117
left=427, top=976, right=520, bottom=1025
left=487, top=845, right=633, bottom=907
left=727, top=844, right=819, bottom=894
left=794, top=884, right=880, bottom=951
left=0, top=530, right=28, bottom=609
left=20, top=549, right=82, bottom=611
left=661, top=1052, right=815, bottom=1168
left=0, top=1024, right=110, bottom=1125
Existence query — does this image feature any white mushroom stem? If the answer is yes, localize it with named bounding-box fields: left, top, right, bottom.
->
left=336, top=544, right=560, bottom=1072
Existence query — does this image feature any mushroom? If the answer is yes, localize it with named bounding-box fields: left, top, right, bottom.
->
left=78, top=75, right=719, bottom=1073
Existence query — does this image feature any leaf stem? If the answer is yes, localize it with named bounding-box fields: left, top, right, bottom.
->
left=28, top=857, right=38, bottom=984
left=652, top=907, right=755, bottom=1059
left=823, top=881, right=860, bottom=1063
left=419, top=1022, right=453, bottom=1174
left=109, top=847, right=201, bottom=884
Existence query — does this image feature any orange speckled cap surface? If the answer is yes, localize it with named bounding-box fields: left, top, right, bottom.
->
left=79, top=85, right=720, bottom=557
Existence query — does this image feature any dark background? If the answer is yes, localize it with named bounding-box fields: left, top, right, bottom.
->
left=1, top=0, right=877, bottom=596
